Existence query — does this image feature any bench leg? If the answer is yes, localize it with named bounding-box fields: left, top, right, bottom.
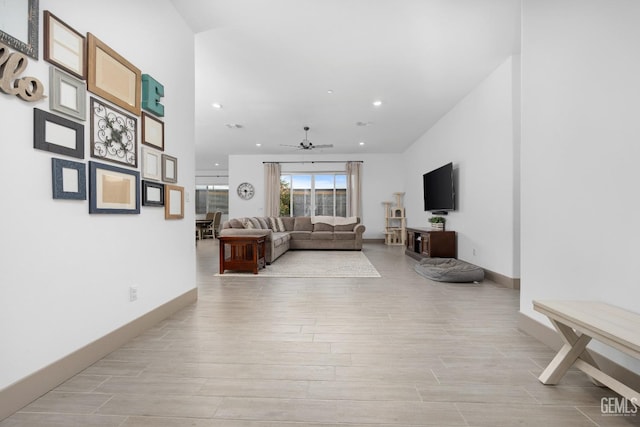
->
left=539, top=319, right=603, bottom=385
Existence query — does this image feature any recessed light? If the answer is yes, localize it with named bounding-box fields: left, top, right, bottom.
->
left=359, top=141, right=365, bottom=146
left=212, top=103, right=223, bottom=109
left=372, top=100, right=382, bottom=107
left=214, top=163, right=220, bottom=166
left=327, top=90, right=333, bottom=94
left=256, top=143, right=262, bottom=147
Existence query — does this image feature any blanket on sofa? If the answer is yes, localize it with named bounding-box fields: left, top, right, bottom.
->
left=310, top=216, right=358, bottom=226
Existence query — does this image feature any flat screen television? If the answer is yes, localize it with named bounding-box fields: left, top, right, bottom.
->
left=423, top=162, right=455, bottom=213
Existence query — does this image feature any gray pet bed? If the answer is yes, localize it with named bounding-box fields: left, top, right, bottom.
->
left=414, top=258, right=484, bottom=283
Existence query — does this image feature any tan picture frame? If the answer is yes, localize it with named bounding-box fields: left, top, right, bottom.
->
left=164, top=184, right=184, bottom=220
left=87, top=33, right=141, bottom=116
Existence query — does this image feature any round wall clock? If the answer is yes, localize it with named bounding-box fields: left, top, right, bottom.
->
left=237, top=182, right=255, bottom=200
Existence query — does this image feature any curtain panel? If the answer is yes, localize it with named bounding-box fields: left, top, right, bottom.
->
left=346, top=161, right=362, bottom=217
left=264, top=162, right=281, bottom=217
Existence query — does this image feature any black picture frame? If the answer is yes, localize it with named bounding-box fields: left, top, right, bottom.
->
left=34, top=108, right=84, bottom=159
left=51, top=158, right=86, bottom=200
left=89, top=161, right=140, bottom=214
left=142, top=180, right=165, bottom=207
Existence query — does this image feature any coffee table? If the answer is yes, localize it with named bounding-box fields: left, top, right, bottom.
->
left=218, top=235, right=267, bottom=274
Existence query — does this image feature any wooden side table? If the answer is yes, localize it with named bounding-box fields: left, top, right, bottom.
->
left=218, top=235, right=266, bottom=274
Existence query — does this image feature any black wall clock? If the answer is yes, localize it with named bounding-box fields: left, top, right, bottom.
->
left=237, top=182, right=255, bottom=200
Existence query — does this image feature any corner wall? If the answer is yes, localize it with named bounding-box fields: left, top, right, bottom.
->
left=0, top=0, right=196, bottom=396
left=403, top=57, right=520, bottom=280
left=520, top=0, right=640, bottom=372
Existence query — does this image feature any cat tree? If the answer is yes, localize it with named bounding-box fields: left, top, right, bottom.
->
left=382, top=192, right=406, bottom=245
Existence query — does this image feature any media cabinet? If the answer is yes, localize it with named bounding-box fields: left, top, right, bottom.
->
left=405, top=227, right=456, bottom=260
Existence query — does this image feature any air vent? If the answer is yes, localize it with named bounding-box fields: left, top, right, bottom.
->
left=225, top=123, right=243, bottom=129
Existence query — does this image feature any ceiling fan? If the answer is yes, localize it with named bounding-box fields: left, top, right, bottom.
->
left=280, top=126, right=333, bottom=150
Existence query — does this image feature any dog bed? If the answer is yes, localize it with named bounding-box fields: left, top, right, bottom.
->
left=414, top=258, right=484, bottom=283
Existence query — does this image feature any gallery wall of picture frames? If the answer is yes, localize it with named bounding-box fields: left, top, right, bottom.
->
left=1, top=1, right=183, bottom=219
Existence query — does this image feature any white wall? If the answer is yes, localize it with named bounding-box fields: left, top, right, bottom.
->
left=520, top=0, right=640, bottom=371
left=228, top=153, right=403, bottom=239
left=403, top=57, right=519, bottom=278
left=0, top=0, right=196, bottom=388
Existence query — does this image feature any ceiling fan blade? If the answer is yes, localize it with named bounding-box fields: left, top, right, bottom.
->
left=312, top=144, right=333, bottom=149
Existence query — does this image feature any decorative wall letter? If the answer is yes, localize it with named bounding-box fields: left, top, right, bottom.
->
left=0, top=42, right=45, bottom=102
left=142, top=74, right=164, bottom=117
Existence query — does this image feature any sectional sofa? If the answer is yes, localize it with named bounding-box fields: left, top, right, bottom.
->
left=219, top=216, right=366, bottom=264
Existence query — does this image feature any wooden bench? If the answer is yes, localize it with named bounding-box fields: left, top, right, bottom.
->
left=533, top=300, right=640, bottom=403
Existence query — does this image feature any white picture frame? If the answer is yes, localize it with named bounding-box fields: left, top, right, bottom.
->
left=141, top=146, right=162, bottom=181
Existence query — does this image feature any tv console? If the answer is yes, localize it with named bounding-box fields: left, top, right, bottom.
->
left=405, top=227, right=456, bottom=260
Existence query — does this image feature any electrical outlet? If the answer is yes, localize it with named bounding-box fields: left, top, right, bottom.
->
left=129, top=285, right=138, bottom=302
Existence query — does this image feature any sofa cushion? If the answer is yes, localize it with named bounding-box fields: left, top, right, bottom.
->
left=281, top=217, right=295, bottom=231
left=310, top=231, right=333, bottom=240
left=272, top=232, right=290, bottom=248
left=289, top=231, right=311, bottom=240
left=334, top=231, right=356, bottom=240
left=335, top=221, right=358, bottom=231
left=248, top=217, right=261, bottom=229
left=294, top=217, right=313, bottom=231
left=256, top=217, right=269, bottom=229
left=242, top=218, right=256, bottom=229
left=313, top=222, right=334, bottom=232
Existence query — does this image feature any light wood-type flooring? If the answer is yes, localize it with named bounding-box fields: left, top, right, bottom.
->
left=2, top=241, right=638, bottom=426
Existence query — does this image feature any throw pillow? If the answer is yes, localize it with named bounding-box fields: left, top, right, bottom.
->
left=248, top=217, right=261, bottom=229
left=229, top=218, right=244, bottom=229
left=243, top=219, right=255, bottom=229
left=257, top=217, right=269, bottom=229
left=269, top=217, right=285, bottom=232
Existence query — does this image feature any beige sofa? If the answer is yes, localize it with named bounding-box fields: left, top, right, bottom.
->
left=220, top=216, right=365, bottom=264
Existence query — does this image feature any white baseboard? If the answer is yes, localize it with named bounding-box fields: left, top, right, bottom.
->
left=517, top=311, right=640, bottom=392
left=0, top=288, right=198, bottom=421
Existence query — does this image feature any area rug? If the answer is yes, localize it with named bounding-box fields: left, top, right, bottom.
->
left=216, top=250, right=381, bottom=278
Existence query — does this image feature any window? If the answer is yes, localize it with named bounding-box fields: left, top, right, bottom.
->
left=280, top=173, right=347, bottom=217
left=195, top=184, right=228, bottom=215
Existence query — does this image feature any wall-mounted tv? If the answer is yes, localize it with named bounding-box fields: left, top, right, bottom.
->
left=423, top=162, right=455, bottom=213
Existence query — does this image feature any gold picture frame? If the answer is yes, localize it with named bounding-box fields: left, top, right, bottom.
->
left=87, top=33, right=141, bottom=116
